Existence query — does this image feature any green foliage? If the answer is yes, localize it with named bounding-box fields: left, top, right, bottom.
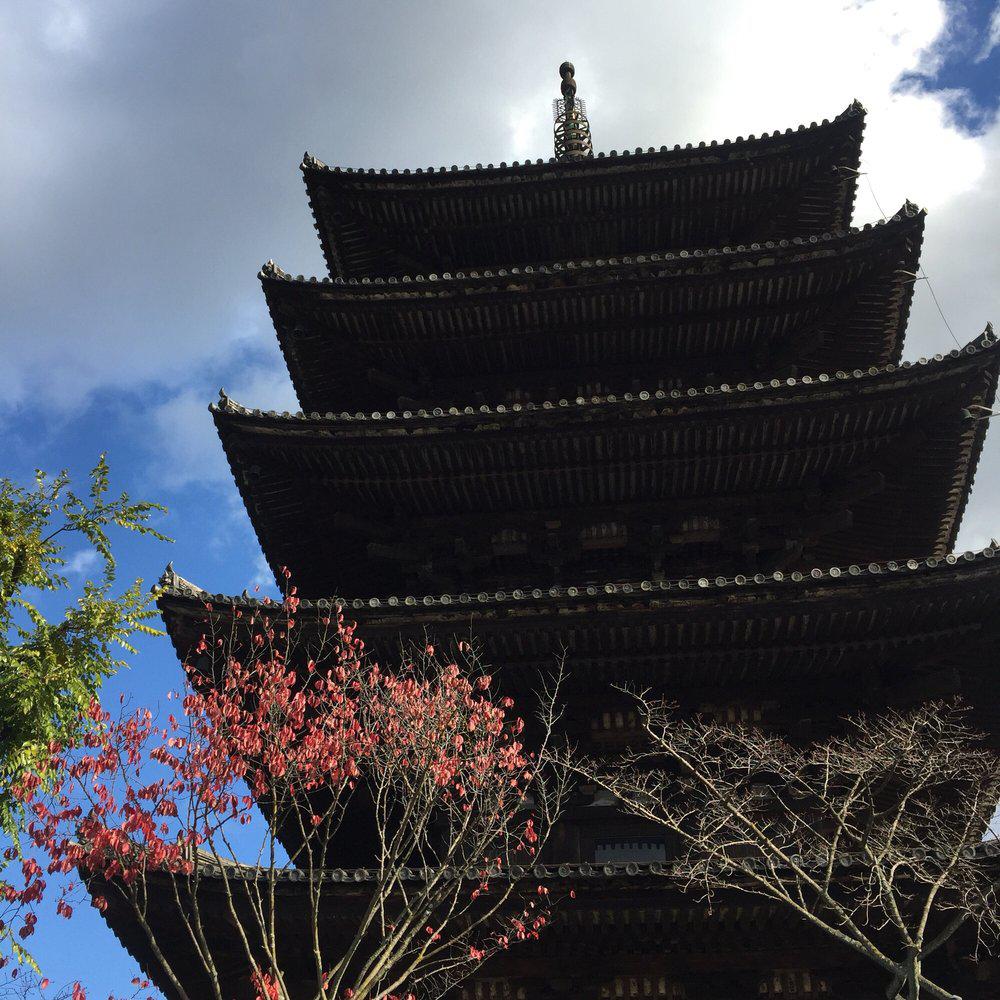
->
left=0, top=455, right=170, bottom=836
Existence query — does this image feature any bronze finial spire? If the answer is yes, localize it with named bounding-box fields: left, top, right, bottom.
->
left=553, top=61, right=594, bottom=161
left=560, top=60, right=578, bottom=102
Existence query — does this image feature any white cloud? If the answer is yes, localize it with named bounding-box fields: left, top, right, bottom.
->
left=42, top=0, right=90, bottom=54
left=62, top=547, right=101, bottom=577
left=147, top=363, right=298, bottom=490
left=506, top=102, right=546, bottom=161
left=146, top=387, right=227, bottom=490
left=975, top=2, right=1000, bottom=62
left=250, top=550, right=275, bottom=593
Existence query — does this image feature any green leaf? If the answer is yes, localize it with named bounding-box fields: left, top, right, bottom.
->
left=0, top=457, right=171, bottom=837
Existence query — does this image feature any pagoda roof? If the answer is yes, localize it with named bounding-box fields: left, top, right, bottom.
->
left=158, top=547, right=1000, bottom=702
left=264, top=207, right=924, bottom=413
left=211, top=331, right=997, bottom=596
left=302, top=104, right=865, bottom=279
left=92, top=849, right=1000, bottom=1000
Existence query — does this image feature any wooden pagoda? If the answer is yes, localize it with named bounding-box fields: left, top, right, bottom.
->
left=116, top=66, right=1000, bottom=997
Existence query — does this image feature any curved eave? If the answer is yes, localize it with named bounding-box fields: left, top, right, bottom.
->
left=90, top=848, right=1000, bottom=1000
left=209, top=340, right=997, bottom=594
left=264, top=208, right=924, bottom=413
left=158, top=547, right=1000, bottom=692
left=211, top=332, right=997, bottom=597
left=214, top=329, right=995, bottom=433
left=302, top=104, right=865, bottom=278
left=157, top=544, right=1000, bottom=623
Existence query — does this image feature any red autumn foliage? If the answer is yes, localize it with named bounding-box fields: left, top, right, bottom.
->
left=3, top=584, right=567, bottom=1000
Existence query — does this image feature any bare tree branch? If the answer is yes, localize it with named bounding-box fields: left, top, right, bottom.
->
left=569, top=694, right=999, bottom=1000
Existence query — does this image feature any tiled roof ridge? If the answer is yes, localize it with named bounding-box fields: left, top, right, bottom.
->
left=299, top=101, right=866, bottom=178
left=210, top=323, right=996, bottom=426
left=259, top=199, right=920, bottom=288
left=156, top=540, right=1000, bottom=613
left=147, top=835, right=1000, bottom=886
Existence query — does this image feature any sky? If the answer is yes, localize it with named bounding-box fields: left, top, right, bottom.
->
left=2, top=0, right=1000, bottom=994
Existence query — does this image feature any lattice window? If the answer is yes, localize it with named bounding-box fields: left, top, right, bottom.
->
left=758, top=970, right=830, bottom=994
left=580, top=521, right=628, bottom=549
left=675, top=515, right=722, bottom=536
left=698, top=700, right=776, bottom=725
left=461, top=979, right=525, bottom=1000
left=591, top=709, right=639, bottom=733
left=491, top=527, right=528, bottom=554
left=600, top=976, right=685, bottom=998
left=594, top=839, right=667, bottom=863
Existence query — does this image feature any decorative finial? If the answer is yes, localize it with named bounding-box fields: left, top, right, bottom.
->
left=301, top=152, right=326, bottom=171
left=560, top=61, right=577, bottom=101
left=154, top=564, right=206, bottom=598
left=553, top=61, right=593, bottom=162
left=153, top=562, right=177, bottom=594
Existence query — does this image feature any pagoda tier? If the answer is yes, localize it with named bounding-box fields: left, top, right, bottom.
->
left=303, top=104, right=865, bottom=279
left=264, top=207, right=923, bottom=413
left=212, top=332, right=997, bottom=597
left=91, top=860, right=996, bottom=1000
left=157, top=548, right=1000, bottom=747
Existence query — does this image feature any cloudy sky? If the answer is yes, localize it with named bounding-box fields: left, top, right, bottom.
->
left=3, top=0, right=1000, bottom=992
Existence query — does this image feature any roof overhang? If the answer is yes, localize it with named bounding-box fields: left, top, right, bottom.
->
left=211, top=332, right=998, bottom=597
left=92, top=845, right=1000, bottom=1000
left=264, top=208, right=923, bottom=413
left=302, top=105, right=865, bottom=278
left=158, top=545, right=1000, bottom=708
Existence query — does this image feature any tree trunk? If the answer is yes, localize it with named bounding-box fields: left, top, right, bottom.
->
left=908, top=950, right=921, bottom=1000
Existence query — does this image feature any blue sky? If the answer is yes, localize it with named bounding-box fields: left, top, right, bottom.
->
left=3, top=0, right=1000, bottom=994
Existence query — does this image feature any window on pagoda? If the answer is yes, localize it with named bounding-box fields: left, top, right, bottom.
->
left=758, top=970, right=830, bottom=995
left=580, top=521, right=628, bottom=550
left=600, top=976, right=686, bottom=998
left=594, top=839, right=667, bottom=863
left=698, top=699, right=777, bottom=725
left=591, top=707, right=640, bottom=734
left=670, top=515, right=722, bottom=543
left=461, top=980, right=525, bottom=1000
left=588, top=706, right=643, bottom=750
left=491, top=527, right=528, bottom=555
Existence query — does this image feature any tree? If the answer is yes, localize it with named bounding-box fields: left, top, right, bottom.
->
left=576, top=696, right=1000, bottom=1000
left=0, top=970, right=152, bottom=999
left=6, top=590, right=567, bottom=1000
left=0, top=455, right=168, bottom=837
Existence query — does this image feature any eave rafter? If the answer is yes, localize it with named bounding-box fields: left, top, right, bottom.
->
left=158, top=538, right=1000, bottom=698
left=94, top=853, right=933, bottom=1000
left=302, top=104, right=865, bottom=279
left=211, top=330, right=998, bottom=596
left=263, top=207, right=924, bottom=413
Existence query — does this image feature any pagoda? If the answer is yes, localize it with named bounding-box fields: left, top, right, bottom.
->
left=118, top=64, right=1000, bottom=997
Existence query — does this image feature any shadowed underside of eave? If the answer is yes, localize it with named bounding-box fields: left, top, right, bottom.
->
left=210, top=337, right=998, bottom=598
left=91, top=860, right=996, bottom=1000
left=302, top=105, right=865, bottom=279
left=156, top=545, right=1000, bottom=715
left=264, top=208, right=923, bottom=413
